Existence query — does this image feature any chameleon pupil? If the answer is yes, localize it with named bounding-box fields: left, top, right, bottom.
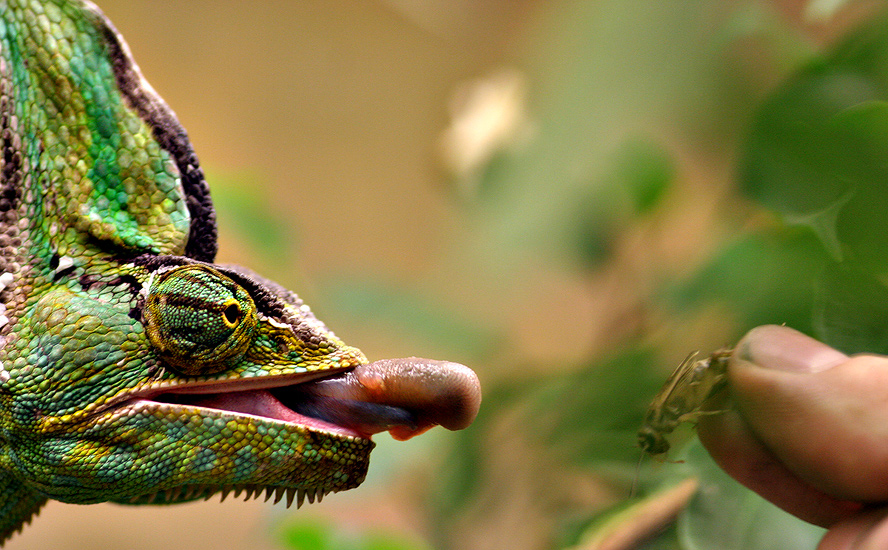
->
left=223, top=303, right=241, bottom=327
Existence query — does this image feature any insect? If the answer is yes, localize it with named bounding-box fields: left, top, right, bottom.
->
left=638, top=348, right=733, bottom=456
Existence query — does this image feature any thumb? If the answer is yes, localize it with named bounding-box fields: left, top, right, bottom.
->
left=730, top=325, right=888, bottom=502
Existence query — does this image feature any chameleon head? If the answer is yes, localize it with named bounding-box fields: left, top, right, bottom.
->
left=0, top=256, right=375, bottom=506
left=0, top=255, right=480, bottom=511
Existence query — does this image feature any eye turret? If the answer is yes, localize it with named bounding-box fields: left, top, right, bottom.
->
left=143, top=265, right=258, bottom=375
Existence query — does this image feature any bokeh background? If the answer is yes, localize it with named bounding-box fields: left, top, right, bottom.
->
left=10, top=1, right=888, bottom=549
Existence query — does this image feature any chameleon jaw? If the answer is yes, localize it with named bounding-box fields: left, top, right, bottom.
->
left=124, top=480, right=335, bottom=509
left=53, top=357, right=480, bottom=508
left=100, top=390, right=374, bottom=508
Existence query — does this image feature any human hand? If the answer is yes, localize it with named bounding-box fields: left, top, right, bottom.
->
left=697, top=325, right=888, bottom=550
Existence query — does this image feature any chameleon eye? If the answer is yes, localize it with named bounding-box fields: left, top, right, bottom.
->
left=143, top=265, right=258, bottom=376
left=222, top=301, right=242, bottom=328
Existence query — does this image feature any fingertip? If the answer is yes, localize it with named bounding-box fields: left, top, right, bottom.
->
left=727, top=351, right=888, bottom=502
left=856, top=511, right=888, bottom=550
left=736, top=325, right=847, bottom=373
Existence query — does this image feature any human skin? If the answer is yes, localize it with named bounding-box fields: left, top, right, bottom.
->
left=697, top=325, right=888, bottom=550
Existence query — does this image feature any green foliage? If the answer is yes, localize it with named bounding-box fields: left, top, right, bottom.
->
left=570, top=139, right=675, bottom=266
left=738, top=11, right=888, bottom=355
left=669, top=229, right=827, bottom=337
left=814, top=264, right=888, bottom=354
left=424, top=3, right=888, bottom=549
left=320, top=278, right=501, bottom=361
left=529, top=348, right=667, bottom=465
left=214, top=2, right=888, bottom=550
left=676, top=442, right=826, bottom=550
left=207, top=170, right=295, bottom=267
left=278, top=518, right=429, bottom=550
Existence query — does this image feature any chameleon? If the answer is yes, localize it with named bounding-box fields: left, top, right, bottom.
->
left=637, top=348, right=731, bottom=456
left=0, top=0, right=482, bottom=543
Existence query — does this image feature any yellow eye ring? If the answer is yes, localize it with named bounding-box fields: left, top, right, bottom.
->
left=221, top=299, right=242, bottom=328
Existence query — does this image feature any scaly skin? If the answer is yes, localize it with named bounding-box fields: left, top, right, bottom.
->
left=0, top=0, right=481, bottom=542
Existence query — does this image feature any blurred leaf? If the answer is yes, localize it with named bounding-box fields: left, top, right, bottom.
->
left=739, top=67, right=876, bottom=217
left=321, top=278, right=500, bottom=360
left=739, top=13, right=888, bottom=268
left=279, top=520, right=332, bottom=550
left=829, top=102, right=888, bottom=273
left=570, top=138, right=675, bottom=266
left=453, top=0, right=745, bottom=274
left=207, top=170, right=294, bottom=263
left=568, top=478, right=696, bottom=550
left=676, top=441, right=826, bottom=550
left=426, top=348, right=674, bottom=550
left=278, top=519, right=430, bottom=550
left=738, top=10, right=888, bottom=219
left=668, top=229, right=827, bottom=336
left=736, top=12, right=888, bottom=355
left=530, top=347, right=667, bottom=465
left=362, top=532, right=430, bottom=550
left=426, top=383, right=511, bottom=521
left=615, top=139, right=674, bottom=215
left=570, top=205, right=619, bottom=267
left=814, top=263, right=888, bottom=354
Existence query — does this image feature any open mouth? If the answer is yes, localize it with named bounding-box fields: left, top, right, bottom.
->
left=152, top=381, right=416, bottom=440
left=145, top=357, right=481, bottom=442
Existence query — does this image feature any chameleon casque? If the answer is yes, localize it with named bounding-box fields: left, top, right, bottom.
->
left=0, top=0, right=481, bottom=542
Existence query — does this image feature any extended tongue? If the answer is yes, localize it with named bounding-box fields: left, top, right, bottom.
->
left=288, top=394, right=419, bottom=436
left=290, top=357, right=481, bottom=441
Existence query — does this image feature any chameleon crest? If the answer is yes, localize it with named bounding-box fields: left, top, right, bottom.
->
left=0, top=0, right=481, bottom=542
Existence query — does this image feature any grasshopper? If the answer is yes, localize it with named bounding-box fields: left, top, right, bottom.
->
left=638, top=349, right=733, bottom=456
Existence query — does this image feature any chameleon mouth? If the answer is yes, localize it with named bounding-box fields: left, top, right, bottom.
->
left=153, top=383, right=411, bottom=440
left=150, top=357, right=481, bottom=441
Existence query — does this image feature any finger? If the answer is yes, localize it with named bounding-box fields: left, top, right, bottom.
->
left=818, top=507, right=888, bottom=550
left=735, top=325, right=848, bottom=374
left=698, top=400, right=862, bottom=527
left=730, top=326, right=888, bottom=502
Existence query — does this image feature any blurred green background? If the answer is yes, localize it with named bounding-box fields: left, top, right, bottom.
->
left=10, top=0, right=888, bottom=549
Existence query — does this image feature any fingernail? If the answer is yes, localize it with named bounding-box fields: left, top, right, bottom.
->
left=737, top=325, right=848, bottom=373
